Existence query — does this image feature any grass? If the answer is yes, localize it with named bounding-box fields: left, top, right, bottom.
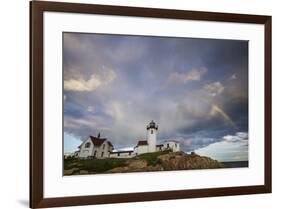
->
left=64, top=157, right=127, bottom=174
left=64, top=150, right=172, bottom=174
left=133, top=150, right=171, bottom=166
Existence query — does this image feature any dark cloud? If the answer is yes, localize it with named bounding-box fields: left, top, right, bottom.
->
left=63, top=32, right=248, bottom=151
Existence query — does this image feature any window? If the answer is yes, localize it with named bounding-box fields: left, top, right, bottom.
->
left=129, top=152, right=131, bottom=156
left=103, top=144, right=105, bottom=149
left=167, top=143, right=169, bottom=148
left=151, top=130, right=153, bottom=134
left=175, top=143, right=177, bottom=147
left=85, top=142, right=91, bottom=148
left=94, top=151, right=97, bottom=157
left=101, top=152, right=104, bottom=157
left=117, top=153, right=120, bottom=156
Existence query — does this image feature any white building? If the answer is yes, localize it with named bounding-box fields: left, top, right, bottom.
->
left=78, top=134, right=114, bottom=159
left=64, top=152, right=75, bottom=159
left=109, top=150, right=134, bottom=158
left=147, top=120, right=158, bottom=152
left=75, top=121, right=180, bottom=159
left=133, top=121, right=180, bottom=155
left=164, top=140, right=180, bottom=152
left=134, top=140, right=149, bottom=155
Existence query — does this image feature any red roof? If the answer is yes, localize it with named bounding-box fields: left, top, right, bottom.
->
left=107, top=141, right=113, bottom=147
left=137, top=140, right=148, bottom=146
left=89, top=136, right=106, bottom=146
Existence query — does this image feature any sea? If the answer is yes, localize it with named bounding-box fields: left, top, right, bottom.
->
left=221, top=161, right=248, bottom=168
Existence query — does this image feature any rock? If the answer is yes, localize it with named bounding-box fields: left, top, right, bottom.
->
left=127, top=159, right=147, bottom=169
left=158, top=152, right=224, bottom=170
left=64, top=167, right=79, bottom=175
left=106, top=152, right=224, bottom=173
left=79, top=170, right=89, bottom=174
left=107, top=166, right=130, bottom=173
left=108, top=160, right=148, bottom=173
left=146, top=164, right=164, bottom=171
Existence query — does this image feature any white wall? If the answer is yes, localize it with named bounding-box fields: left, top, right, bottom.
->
left=1, top=0, right=279, bottom=209
left=95, top=141, right=112, bottom=158
left=147, top=128, right=157, bottom=152
left=136, top=145, right=149, bottom=154
left=164, top=141, right=180, bottom=152
left=78, top=137, right=93, bottom=158
left=110, top=152, right=134, bottom=158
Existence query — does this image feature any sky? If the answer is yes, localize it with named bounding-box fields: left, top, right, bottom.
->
left=63, top=32, right=248, bottom=162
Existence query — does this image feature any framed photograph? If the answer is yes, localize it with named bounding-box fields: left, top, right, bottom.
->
left=30, top=0, right=272, bottom=208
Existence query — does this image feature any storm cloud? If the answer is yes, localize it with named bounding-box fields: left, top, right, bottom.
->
left=63, top=32, right=248, bottom=154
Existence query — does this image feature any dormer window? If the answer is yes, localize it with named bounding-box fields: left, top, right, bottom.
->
left=85, top=142, right=91, bottom=148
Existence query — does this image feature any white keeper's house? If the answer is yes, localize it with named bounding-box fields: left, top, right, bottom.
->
left=77, top=133, right=114, bottom=159
left=76, top=121, right=180, bottom=159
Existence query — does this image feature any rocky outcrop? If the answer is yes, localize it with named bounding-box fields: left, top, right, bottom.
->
left=107, top=152, right=224, bottom=173
left=108, top=159, right=148, bottom=173
left=158, top=152, right=224, bottom=170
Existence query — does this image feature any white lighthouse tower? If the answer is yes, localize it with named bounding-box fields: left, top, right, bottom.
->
left=147, top=120, right=158, bottom=152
